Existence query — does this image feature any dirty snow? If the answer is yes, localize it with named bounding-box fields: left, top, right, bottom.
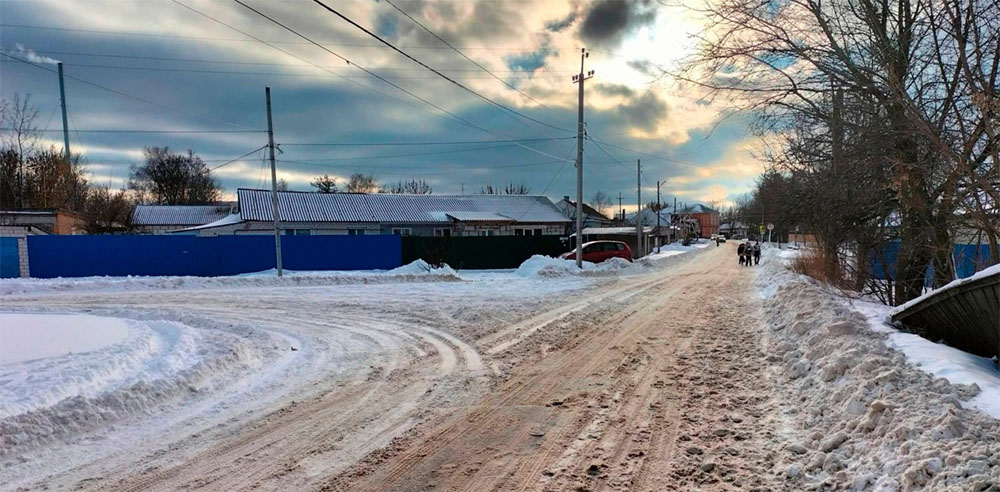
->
left=0, top=259, right=461, bottom=296
left=756, top=247, right=1000, bottom=490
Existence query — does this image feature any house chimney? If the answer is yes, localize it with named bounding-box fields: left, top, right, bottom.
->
left=564, top=195, right=570, bottom=202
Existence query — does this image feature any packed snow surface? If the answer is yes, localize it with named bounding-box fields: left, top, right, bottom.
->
left=0, top=313, right=130, bottom=363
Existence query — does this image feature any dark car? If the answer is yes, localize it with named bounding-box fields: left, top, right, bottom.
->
left=559, top=240, right=633, bottom=263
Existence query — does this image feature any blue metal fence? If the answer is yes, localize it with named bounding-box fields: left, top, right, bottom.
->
left=25, top=235, right=402, bottom=278
left=0, top=237, right=19, bottom=278
left=869, top=240, right=993, bottom=284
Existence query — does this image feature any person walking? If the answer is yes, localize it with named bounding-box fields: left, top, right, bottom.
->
left=744, top=244, right=753, bottom=267
left=753, top=241, right=761, bottom=265
left=737, top=242, right=746, bottom=265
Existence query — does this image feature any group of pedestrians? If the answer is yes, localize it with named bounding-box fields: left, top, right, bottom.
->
left=737, top=241, right=761, bottom=266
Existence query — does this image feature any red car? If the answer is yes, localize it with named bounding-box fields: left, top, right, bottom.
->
left=560, top=241, right=633, bottom=263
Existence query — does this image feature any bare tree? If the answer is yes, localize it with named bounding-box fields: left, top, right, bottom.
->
left=591, top=191, right=614, bottom=217
left=480, top=181, right=530, bottom=195
left=128, top=147, right=221, bottom=205
left=0, top=94, right=41, bottom=208
left=310, top=174, right=338, bottom=193
left=384, top=179, right=432, bottom=194
left=683, top=0, right=999, bottom=303
left=276, top=178, right=289, bottom=192
left=82, top=185, right=134, bottom=234
left=345, top=173, right=379, bottom=193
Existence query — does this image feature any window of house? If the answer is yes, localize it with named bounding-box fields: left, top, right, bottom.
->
left=514, top=229, right=524, bottom=236
left=434, top=228, right=452, bottom=237
left=286, top=229, right=311, bottom=236
left=478, top=229, right=496, bottom=237
left=392, top=228, right=412, bottom=236
left=347, top=229, right=365, bottom=236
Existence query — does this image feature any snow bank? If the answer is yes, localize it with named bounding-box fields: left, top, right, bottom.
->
left=0, top=261, right=461, bottom=296
left=0, top=314, right=266, bottom=455
left=755, top=252, right=1000, bottom=490
left=514, top=241, right=712, bottom=278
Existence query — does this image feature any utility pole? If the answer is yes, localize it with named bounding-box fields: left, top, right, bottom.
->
left=656, top=180, right=661, bottom=250
left=636, top=159, right=641, bottom=259
left=617, top=192, right=623, bottom=222
left=673, top=196, right=677, bottom=244
left=57, top=62, right=70, bottom=161
left=572, top=48, right=593, bottom=268
left=265, top=87, right=283, bottom=277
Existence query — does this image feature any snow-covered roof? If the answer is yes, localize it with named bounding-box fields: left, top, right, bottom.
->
left=170, top=213, right=243, bottom=232
left=625, top=208, right=672, bottom=226
left=236, top=189, right=570, bottom=224
left=677, top=203, right=719, bottom=214
left=132, top=204, right=234, bottom=226
left=720, top=221, right=748, bottom=231
left=445, top=211, right=513, bottom=222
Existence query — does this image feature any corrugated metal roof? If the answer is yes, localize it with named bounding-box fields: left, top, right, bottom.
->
left=445, top=212, right=512, bottom=222
left=237, top=189, right=570, bottom=224
left=132, top=204, right=234, bottom=226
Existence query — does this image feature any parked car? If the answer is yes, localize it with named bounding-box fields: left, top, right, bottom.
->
left=559, top=241, right=632, bottom=263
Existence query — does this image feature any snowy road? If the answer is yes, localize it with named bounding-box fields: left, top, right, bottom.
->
left=4, top=244, right=998, bottom=491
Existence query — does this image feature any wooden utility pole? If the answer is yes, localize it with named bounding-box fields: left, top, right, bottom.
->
left=265, top=87, right=283, bottom=277
left=572, top=48, right=593, bottom=268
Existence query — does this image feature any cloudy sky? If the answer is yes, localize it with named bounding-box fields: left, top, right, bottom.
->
left=0, top=0, right=763, bottom=210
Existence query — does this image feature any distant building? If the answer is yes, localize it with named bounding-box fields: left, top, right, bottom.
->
left=175, top=189, right=570, bottom=237
left=554, top=196, right=613, bottom=230
left=720, top=221, right=748, bottom=239
left=132, top=204, right=235, bottom=233
left=0, top=209, right=86, bottom=236
left=675, top=204, right=720, bottom=238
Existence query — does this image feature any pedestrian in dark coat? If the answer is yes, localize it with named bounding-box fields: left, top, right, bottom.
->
left=753, top=242, right=761, bottom=265
left=737, top=243, right=746, bottom=265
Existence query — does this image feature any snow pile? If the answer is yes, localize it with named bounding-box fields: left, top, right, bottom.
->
left=515, top=255, right=593, bottom=277
left=387, top=259, right=456, bottom=276
left=755, top=257, right=1000, bottom=490
left=0, top=313, right=266, bottom=455
left=0, top=261, right=461, bottom=296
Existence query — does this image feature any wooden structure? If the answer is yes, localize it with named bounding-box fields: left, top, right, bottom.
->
left=891, top=267, right=1000, bottom=359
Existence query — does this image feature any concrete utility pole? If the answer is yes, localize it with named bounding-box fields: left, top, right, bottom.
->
left=656, top=180, right=661, bottom=250
left=572, top=48, right=593, bottom=268
left=265, top=87, right=283, bottom=277
left=636, top=159, right=641, bottom=259
left=673, top=196, right=677, bottom=244
left=57, top=63, right=70, bottom=161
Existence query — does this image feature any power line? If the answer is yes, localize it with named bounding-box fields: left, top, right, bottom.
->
left=281, top=137, right=572, bottom=147
left=0, top=23, right=564, bottom=51
left=309, top=0, right=573, bottom=135
left=0, top=52, right=262, bottom=131
left=381, top=0, right=567, bottom=123
left=0, top=128, right=264, bottom=134
left=226, top=0, right=573, bottom=163
left=3, top=60, right=569, bottom=81
left=207, top=145, right=269, bottom=172
left=587, top=136, right=704, bottom=169
left=0, top=48, right=575, bottom=72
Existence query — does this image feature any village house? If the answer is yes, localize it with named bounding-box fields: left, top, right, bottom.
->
left=131, top=204, right=236, bottom=233
left=0, top=209, right=87, bottom=236
left=173, top=189, right=570, bottom=237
